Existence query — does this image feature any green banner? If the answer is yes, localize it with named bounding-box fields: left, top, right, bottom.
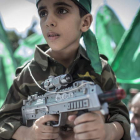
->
left=0, top=16, right=17, bottom=68
left=0, top=41, right=15, bottom=107
left=95, top=5, right=125, bottom=62
left=14, top=33, right=46, bottom=66
left=0, top=16, right=17, bottom=107
left=111, top=8, right=140, bottom=84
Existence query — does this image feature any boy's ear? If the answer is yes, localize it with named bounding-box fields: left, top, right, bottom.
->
left=80, top=14, right=93, bottom=32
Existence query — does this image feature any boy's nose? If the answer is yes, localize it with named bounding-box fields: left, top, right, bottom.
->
left=46, top=22, right=56, bottom=27
left=45, top=15, right=57, bottom=27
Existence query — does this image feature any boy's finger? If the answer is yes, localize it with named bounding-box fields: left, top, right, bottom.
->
left=74, top=121, right=103, bottom=134
left=92, top=111, right=105, bottom=122
left=74, top=112, right=98, bottom=125
left=40, top=125, right=60, bottom=133
left=40, top=132, right=59, bottom=140
left=75, top=130, right=99, bottom=140
left=68, top=111, right=103, bottom=122
left=68, top=114, right=77, bottom=122
left=36, top=115, right=59, bottom=125
left=93, top=110, right=102, bottom=115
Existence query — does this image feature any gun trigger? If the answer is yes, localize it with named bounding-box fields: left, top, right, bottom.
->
left=53, top=113, right=68, bottom=127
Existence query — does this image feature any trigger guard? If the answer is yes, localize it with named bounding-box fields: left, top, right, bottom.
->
left=53, top=112, right=68, bottom=127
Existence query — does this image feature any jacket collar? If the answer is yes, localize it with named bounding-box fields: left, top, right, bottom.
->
left=34, top=44, right=89, bottom=71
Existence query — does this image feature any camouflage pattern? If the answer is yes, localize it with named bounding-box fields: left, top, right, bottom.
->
left=0, top=44, right=130, bottom=139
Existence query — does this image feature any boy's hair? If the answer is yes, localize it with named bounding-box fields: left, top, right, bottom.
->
left=71, top=0, right=89, bottom=17
left=78, top=5, right=89, bottom=17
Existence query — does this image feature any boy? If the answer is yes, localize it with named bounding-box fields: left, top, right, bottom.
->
left=0, top=0, right=130, bottom=139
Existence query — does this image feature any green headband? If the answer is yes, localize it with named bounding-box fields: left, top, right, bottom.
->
left=72, top=0, right=91, bottom=13
left=36, top=0, right=91, bottom=13
left=36, top=0, right=102, bottom=74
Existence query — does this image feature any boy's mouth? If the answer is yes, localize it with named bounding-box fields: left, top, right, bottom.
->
left=47, top=32, right=60, bottom=41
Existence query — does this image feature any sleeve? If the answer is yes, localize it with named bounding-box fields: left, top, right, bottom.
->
left=101, top=62, right=131, bottom=140
left=0, top=65, right=30, bottom=139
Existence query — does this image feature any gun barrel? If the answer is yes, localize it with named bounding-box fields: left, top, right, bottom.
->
left=99, top=89, right=126, bottom=103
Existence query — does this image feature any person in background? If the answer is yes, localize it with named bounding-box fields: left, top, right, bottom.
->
left=130, top=92, right=140, bottom=140
left=130, top=88, right=140, bottom=98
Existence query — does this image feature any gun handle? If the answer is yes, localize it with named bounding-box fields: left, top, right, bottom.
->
left=53, top=112, right=68, bottom=127
left=77, top=109, right=89, bottom=116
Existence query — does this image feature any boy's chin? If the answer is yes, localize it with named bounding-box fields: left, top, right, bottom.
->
left=48, top=44, right=67, bottom=52
left=49, top=48, right=65, bottom=52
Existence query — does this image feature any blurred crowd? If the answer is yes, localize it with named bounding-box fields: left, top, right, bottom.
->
left=128, top=89, right=140, bottom=140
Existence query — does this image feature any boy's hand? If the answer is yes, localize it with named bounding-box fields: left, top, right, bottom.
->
left=68, top=111, right=109, bottom=140
left=26, top=115, right=60, bottom=140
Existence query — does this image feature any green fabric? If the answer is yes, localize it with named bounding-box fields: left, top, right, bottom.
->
left=0, top=17, right=17, bottom=68
left=36, top=0, right=102, bottom=74
left=0, top=41, right=8, bottom=107
left=0, top=17, right=16, bottom=107
left=111, top=8, right=140, bottom=84
left=14, top=33, right=46, bottom=66
left=95, top=5, right=125, bottom=63
left=71, top=0, right=91, bottom=13
left=0, top=40, right=15, bottom=107
left=83, top=30, right=102, bottom=73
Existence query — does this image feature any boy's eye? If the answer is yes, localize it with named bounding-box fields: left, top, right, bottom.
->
left=39, top=10, right=47, bottom=18
left=58, top=8, right=68, bottom=14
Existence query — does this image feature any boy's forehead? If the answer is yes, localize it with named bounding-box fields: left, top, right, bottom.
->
left=37, top=0, right=74, bottom=8
left=37, top=0, right=72, bottom=6
left=37, top=0, right=82, bottom=14
left=37, top=0, right=73, bottom=5
left=37, top=0, right=91, bottom=13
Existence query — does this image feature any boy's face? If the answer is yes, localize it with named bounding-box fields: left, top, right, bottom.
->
left=38, top=0, right=83, bottom=52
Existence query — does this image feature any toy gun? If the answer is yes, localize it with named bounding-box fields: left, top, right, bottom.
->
left=22, top=74, right=125, bottom=127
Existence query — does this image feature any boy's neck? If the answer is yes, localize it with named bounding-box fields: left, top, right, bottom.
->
left=46, top=46, right=79, bottom=68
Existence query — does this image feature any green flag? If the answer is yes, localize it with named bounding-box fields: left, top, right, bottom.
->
left=0, top=41, right=8, bottom=107
left=111, top=8, right=140, bottom=84
left=0, top=16, right=16, bottom=107
left=14, top=33, right=46, bottom=66
left=95, top=5, right=125, bottom=62
left=0, top=16, right=17, bottom=68
left=0, top=40, right=15, bottom=107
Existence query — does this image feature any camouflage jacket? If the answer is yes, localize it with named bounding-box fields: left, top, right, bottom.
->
left=0, top=44, right=130, bottom=140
